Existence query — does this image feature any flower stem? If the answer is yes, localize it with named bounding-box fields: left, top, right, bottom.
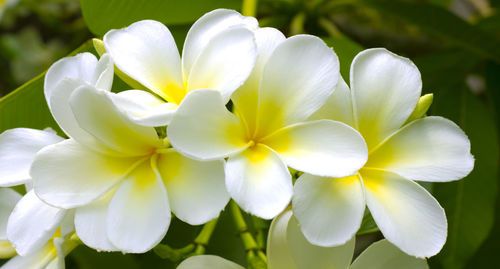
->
left=242, top=0, right=258, bottom=17
left=229, top=201, right=267, bottom=267
left=193, top=218, right=218, bottom=255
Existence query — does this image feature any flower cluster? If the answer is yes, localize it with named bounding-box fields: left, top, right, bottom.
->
left=0, top=8, right=473, bottom=269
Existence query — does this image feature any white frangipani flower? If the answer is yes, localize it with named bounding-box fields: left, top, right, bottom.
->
left=0, top=188, right=21, bottom=259
left=32, top=84, right=229, bottom=253
left=177, top=210, right=428, bottom=269
left=168, top=31, right=368, bottom=219
left=293, top=48, right=474, bottom=257
left=0, top=128, right=75, bottom=259
left=102, top=9, right=258, bottom=126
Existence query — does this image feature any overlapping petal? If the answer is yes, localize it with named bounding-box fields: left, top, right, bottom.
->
left=157, top=150, right=228, bottom=225
left=0, top=128, right=63, bottom=187
left=1, top=242, right=56, bottom=269
left=177, top=255, right=244, bottom=269
left=225, top=144, right=292, bottom=219
left=168, top=89, right=248, bottom=161
left=182, top=9, right=258, bottom=82
left=0, top=188, right=22, bottom=240
left=32, top=139, right=140, bottom=209
left=104, top=20, right=184, bottom=103
left=292, top=174, right=365, bottom=247
left=255, top=35, right=339, bottom=137
left=350, top=48, right=421, bottom=149
left=186, top=27, right=256, bottom=102
left=45, top=53, right=114, bottom=150
left=231, top=27, right=286, bottom=133
left=366, top=116, right=474, bottom=182
left=6, top=190, right=66, bottom=256
left=262, top=120, right=367, bottom=177
left=107, top=160, right=170, bottom=253
left=308, top=76, right=355, bottom=126
left=70, top=86, right=161, bottom=156
left=351, top=239, right=428, bottom=269
left=361, top=169, right=447, bottom=258
left=74, top=189, right=118, bottom=252
left=111, top=90, right=178, bottom=127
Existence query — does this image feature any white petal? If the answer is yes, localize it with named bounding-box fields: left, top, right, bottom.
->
left=350, top=48, right=422, bottom=150
left=362, top=169, right=447, bottom=258
left=255, top=35, right=339, bottom=137
left=104, top=20, right=185, bottom=103
left=45, top=53, right=113, bottom=147
left=1, top=242, right=56, bottom=269
left=351, top=239, right=428, bottom=269
left=70, top=86, right=162, bottom=156
left=0, top=188, right=22, bottom=240
left=292, top=174, right=365, bottom=247
left=267, top=210, right=297, bottom=269
left=158, top=151, right=229, bottom=225
left=44, top=53, right=97, bottom=101
left=0, top=128, right=63, bottom=187
left=287, top=216, right=355, bottom=269
left=262, top=120, right=367, bottom=177
left=366, top=116, right=474, bottom=182
left=186, top=27, right=256, bottom=102
left=182, top=9, right=258, bottom=82
left=308, top=76, right=355, bottom=126
left=6, top=190, right=65, bottom=256
left=32, top=139, right=139, bottom=209
left=93, top=54, right=114, bottom=91
left=111, top=90, right=178, bottom=127
left=107, top=160, right=170, bottom=253
left=225, top=144, right=292, bottom=219
left=177, top=255, right=245, bottom=269
left=74, top=189, right=119, bottom=252
left=231, top=27, right=286, bottom=133
left=168, top=89, right=248, bottom=161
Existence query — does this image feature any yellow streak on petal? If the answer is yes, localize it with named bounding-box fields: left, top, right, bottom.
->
left=160, top=82, right=186, bottom=105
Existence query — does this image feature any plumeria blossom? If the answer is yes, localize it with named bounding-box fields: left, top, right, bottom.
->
left=168, top=29, right=368, bottom=219
left=0, top=188, right=77, bottom=269
left=0, top=127, right=76, bottom=260
left=177, top=210, right=428, bottom=269
left=32, top=82, right=229, bottom=253
left=102, top=9, right=258, bottom=126
left=292, top=48, right=474, bottom=257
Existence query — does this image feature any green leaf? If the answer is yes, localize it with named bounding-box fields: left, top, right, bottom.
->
left=429, top=87, right=499, bottom=269
left=0, top=40, right=94, bottom=134
left=362, top=0, right=500, bottom=62
left=357, top=209, right=379, bottom=235
left=80, top=0, right=242, bottom=36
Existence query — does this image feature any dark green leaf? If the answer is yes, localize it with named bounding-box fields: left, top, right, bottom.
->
left=80, top=0, right=242, bottom=36
left=362, top=0, right=500, bottom=62
left=429, top=87, right=499, bottom=269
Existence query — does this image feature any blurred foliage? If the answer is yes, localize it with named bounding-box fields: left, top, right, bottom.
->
left=0, top=0, right=499, bottom=268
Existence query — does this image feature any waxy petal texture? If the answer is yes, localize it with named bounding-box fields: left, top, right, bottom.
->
left=158, top=151, right=229, bottom=225
left=309, top=77, right=355, bottom=126
left=186, top=27, right=257, bottom=102
left=362, top=169, right=447, bottom=258
left=262, top=120, right=367, bottom=177
left=104, top=20, right=184, bottom=103
left=0, top=128, right=63, bottom=187
left=292, top=174, right=365, bottom=247
left=182, top=9, right=257, bottom=82
left=0, top=188, right=22, bottom=240
left=107, top=160, right=170, bottom=253
left=168, top=89, right=248, bottom=161
left=32, top=139, right=139, bottom=209
left=7, top=190, right=65, bottom=256
left=225, top=144, right=292, bottom=219
left=255, top=35, right=339, bottom=137
left=351, top=48, right=421, bottom=149
left=366, top=116, right=474, bottom=182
